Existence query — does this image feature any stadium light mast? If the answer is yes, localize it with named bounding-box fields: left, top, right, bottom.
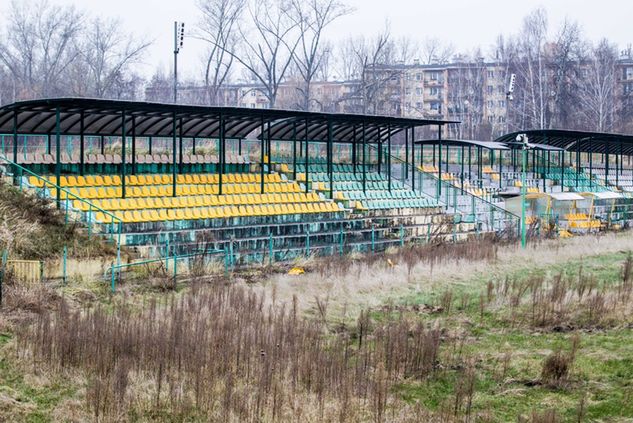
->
left=173, top=21, right=185, bottom=103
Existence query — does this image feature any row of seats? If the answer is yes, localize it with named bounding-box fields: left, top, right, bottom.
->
left=297, top=172, right=385, bottom=183
left=356, top=199, right=433, bottom=210
left=338, top=190, right=430, bottom=201
left=17, top=153, right=249, bottom=165
left=312, top=180, right=405, bottom=192
left=30, top=173, right=282, bottom=188
left=293, top=163, right=359, bottom=174
left=75, top=192, right=322, bottom=212
left=50, top=182, right=303, bottom=200
left=93, top=202, right=342, bottom=223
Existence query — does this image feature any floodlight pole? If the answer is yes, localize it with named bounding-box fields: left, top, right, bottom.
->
left=173, top=21, right=178, bottom=103
left=173, top=22, right=184, bottom=103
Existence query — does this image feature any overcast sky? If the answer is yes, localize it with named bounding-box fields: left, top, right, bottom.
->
left=1, top=0, right=631, bottom=78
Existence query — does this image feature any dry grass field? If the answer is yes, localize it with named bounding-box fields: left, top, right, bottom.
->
left=2, top=232, right=633, bottom=422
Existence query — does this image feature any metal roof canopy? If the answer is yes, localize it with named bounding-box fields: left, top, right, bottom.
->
left=0, top=98, right=455, bottom=143
left=495, top=130, right=633, bottom=155
left=415, top=138, right=509, bottom=150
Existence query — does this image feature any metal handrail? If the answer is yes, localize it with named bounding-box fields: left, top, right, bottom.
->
left=0, top=154, right=123, bottom=274
left=374, top=145, right=520, bottom=234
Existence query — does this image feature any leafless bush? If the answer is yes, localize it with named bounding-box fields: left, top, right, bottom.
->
left=17, top=283, right=447, bottom=422
left=486, top=254, right=633, bottom=330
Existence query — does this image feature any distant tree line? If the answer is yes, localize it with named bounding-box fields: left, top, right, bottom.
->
left=1, top=0, right=631, bottom=135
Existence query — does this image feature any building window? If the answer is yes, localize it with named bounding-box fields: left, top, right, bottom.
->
left=488, top=115, right=494, bottom=123
left=498, top=86, right=505, bottom=94
left=416, top=73, right=422, bottom=81
left=498, top=116, right=505, bottom=123
left=430, top=87, right=438, bottom=96
left=430, top=102, right=440, bottom=111
left=487, top=70, right=494, bottom=78
left=487, top=100, right=494, bottom=108
left=416, top=87, right=422, bottom=96
left=430, top=72, right=439, bottom=80
left=498, top=100, right=506, bottom=108
left=626, top=67, right=633, bottom=80
left=415, top=102, right=422, bottom=109
left=487, top=85, right=494, bottom=94
left=250, top=91, right=256, bottom=97
left=405, top=88, right=411, bottom=95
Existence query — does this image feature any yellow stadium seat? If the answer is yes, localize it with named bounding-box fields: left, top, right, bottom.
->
left=84, top=175, right=96, bottom=186
left=111, top=176, right=121, bottom=185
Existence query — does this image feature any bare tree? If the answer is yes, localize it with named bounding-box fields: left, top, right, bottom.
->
left=547, top=19, right=585, bottom=129
left=347, top=23, right=398, bottom=114
left=517, top=7, right=549, bottom=129
left=0, top=0, right=84, bottom=99
left=288, top=0, right=350, bottom=110
left=215, top=0, right=302, bottom=108
left=578, top=39, right=618, bottom=132
left=420, top=37, right=454, bottom=65
left=196, top=0, right=245, bottom=105
left=79, top=17, right=150, bottom=98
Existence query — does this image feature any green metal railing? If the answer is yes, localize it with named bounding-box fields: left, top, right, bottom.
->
left=0, top=154, right=124, bottom=278
left=379, top=147, right=520, bottom=236
left=104, top=248, right=225, bottom=292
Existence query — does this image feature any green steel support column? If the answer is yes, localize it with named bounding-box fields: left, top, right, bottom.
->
left=411, top=126, right=416, bottom=190
left=521, top=144, right=527, bottom=249
left=589, top=138, right=593, bottom=189
left=148, top=136, right=153, bottom=155
left=304, top=118, right=309, bottom=194
left=432, top=144, right=436, bottom=166
left=178, top=118, right=183, bottom=173
left=352, top=125, right=357, bottom=175
left=80, top=110, right=85, bottom=176
left=260, top=116, right=265, bottom=194
left=327, top=118, right=333, bottom=200
left=292, top=121, right=297, bottom=180
left=192, top=137, right=196, bottom=155
left=460, top=145, right=464, bottom=191
left=560, top=152, right=564, bottom=191
left=219, top=112, right=225, bottom=195
left=377, top=132, right=382, bottom=175
left=100, top=135, right=105, bottom=154
left=172, top=112, right=177, bottom=197
left=405, top=126, right=409, bottom=179
left=605, top=140, right=610, bottom=187
left=121, top=109, right=127, bottom=199
left=468, top=145, right=472, bottom=179
left=267, top=121, right=271, bottom=174
left=617, top=142, right=621, bottom=187
left=362, top=121, right=367, bottom=193
left=55, top=107, right=61, bottom=208
left=437, top=125, right=442, bottom=196
left=46, top=134, right=51, bottom=154
left=131, top=115, right=136, bottom=175
left=238, top=138, right=242, bottom=156
left=387, top=125, right=391, bottom=192
left=12, top=110, right=18, bottom=174
left=576, top=142, right=580, bottom=189
left=478, top=147, right=482, bottom=188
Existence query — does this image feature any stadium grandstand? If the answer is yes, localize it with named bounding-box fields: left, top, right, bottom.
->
left=0, top=98, right=632, bottom=267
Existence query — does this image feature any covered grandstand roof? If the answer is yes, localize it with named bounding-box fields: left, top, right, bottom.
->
left=415, top=139, right=510, bottom=150
left=0, top=98, right=455, bottom=143
left=495, top=130, right=633, bottom=154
